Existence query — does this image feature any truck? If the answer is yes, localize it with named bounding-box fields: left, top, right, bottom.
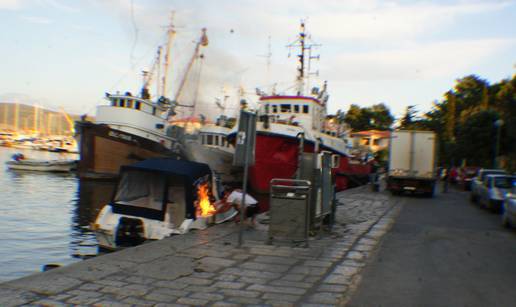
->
left=387, top=130, right=437, bottom=197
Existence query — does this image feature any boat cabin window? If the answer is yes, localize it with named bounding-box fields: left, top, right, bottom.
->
left=214, top=135, right=219, bottom=146
left=114, top=170, right=165, bottom=211
left=294, top=105, right=300, bottom=113
left=206, top=134, right=213, bottom=145
left=303, top=105, right=309, bottom=114
left=119, top=99, right=125, bottom=107
left=135, top=101, right=141, bottom=110
left=265, top=105, right=270, bottom=114
left=127, top=99, right=133, bottom=108
left=111, top=99, right=116, bottom=107
left=281, top=104, right=291, bottom=113
left=272, top=105, right=278, bottom=113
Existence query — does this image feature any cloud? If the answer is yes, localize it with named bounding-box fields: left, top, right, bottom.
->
left=324, top=38, right=515, bottom=81
left=307, top=1, right=512, bottom=41
left=40, top=0, right=79, bottom=13
left=20, top=15, right=53, bottom=24
left=0, top=0, right=24, bottom=10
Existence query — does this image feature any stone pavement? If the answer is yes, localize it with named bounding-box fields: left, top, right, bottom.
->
left=0, top=185, right=402, bottom=307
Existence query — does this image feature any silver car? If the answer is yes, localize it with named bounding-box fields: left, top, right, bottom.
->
left=470, top=169, right=506, bottom=203
left=502, top=185, right=516, bottom=228
left=478, top=175, right=514, bottom=212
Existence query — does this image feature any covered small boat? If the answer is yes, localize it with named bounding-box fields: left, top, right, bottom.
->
left=92, top=158, right=236, bottom=250
left=6, top=154, right=77, bottom=172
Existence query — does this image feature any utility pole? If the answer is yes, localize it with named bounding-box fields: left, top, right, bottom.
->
left=494, top=119, right=504, bottom=168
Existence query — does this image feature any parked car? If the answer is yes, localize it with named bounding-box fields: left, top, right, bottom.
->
left=470, top=169, right=507, bottom=202
left=459, top=166, right=479, bottom=191
left=502, top=184, right=516, bottom=228
left=478, top=175, right=514, bottom=212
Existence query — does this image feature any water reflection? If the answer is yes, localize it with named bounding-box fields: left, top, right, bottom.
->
left=0, top=147, right=115, bottom=282
left=70, top=179, right=115, bottom=260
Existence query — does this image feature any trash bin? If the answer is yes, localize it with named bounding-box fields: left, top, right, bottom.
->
left=268, top=179, right=311, bottom=247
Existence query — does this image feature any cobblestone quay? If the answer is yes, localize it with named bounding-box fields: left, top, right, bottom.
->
left=0, top=186, right=402, bottom=306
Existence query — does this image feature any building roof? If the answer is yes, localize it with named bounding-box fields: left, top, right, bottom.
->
left=351, top=130, right=391, bottom=138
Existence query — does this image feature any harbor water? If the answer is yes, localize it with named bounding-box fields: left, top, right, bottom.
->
left=0, top=147, right=114, bottom=282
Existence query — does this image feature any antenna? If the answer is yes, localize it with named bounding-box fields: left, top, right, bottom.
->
left=258, top=35, right=272, bottom=94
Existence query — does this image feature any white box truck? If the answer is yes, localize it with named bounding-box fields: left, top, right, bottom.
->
left=387, top=130, right=437, bottom=197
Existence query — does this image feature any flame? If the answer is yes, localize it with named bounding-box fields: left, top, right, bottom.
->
left=196, top=182, right=217, bottom=217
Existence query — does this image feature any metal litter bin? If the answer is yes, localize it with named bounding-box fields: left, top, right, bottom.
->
left=268, top=179, right=311, bottom=247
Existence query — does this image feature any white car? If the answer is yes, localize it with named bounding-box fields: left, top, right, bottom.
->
left=470, top=169, right=506, bottom=203
left=502, top=184, right=516, bottom=228
left=478, top=175, right=514, bottom=212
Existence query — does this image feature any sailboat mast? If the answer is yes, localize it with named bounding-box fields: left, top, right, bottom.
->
left=161, top=12, right=176, bottom=97
left=14, top=103, right=19, bottom=131
left=3, top=104, right=8, bottom=129
left=33, top=104, right=38, bottom=134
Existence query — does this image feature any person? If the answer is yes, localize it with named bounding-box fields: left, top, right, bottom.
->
left=442, top=167, right=449, bottom=193
left=370, top=160, right=380, bottom=192
left=217, top=188, right=258, bottom=227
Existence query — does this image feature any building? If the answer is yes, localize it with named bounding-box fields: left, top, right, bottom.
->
left=350, top=130, right=391, bottom=153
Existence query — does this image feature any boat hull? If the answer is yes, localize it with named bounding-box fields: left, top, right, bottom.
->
left=184, top=140, right=236, bottom=183
left=249, top=132, right=371, bottom=193
left=6, top=160, right=76, bottom=172
left=75, top=121, right=181, bottom=179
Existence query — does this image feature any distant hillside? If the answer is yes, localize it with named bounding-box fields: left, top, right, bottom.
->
left=0, top=102, right=82, bottom=135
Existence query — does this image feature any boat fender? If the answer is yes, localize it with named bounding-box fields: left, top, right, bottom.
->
left=42, top=264, right=61, bottom=272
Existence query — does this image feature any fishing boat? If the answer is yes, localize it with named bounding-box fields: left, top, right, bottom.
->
left=229, top=22, right=371, bottom=193
left=6, top=153, right=76, bottom=172
left=179, top=115, right=237, bottom=184
left=91, top=158, right=236, bottom=250
left=75, top=18, right=209, bottom=179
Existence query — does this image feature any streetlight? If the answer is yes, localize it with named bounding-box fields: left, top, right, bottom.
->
left=494, top=119, right=504, bottom=168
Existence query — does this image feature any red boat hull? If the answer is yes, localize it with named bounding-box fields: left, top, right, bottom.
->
left=249, top=133, right=371, bottom=193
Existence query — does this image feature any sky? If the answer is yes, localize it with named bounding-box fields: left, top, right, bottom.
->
left=0, top=0, right=515, bottom=120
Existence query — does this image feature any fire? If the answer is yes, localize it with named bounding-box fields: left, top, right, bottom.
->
left=196, top=182, right=217, bottom=217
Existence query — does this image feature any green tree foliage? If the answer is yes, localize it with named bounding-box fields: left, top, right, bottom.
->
left=456, top=110, right=499, bottom=167
left=419, top=73, right=515, bottom=170
left=399, top=105, right=416, bottom=129
left=343, top=103, right=394, bottom=131
left=444, top=91, right=456, bottom=142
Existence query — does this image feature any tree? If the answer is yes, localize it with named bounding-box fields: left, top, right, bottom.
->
left=344, top=103, right=394, bottom=131
left=456, top=110, right=500, bottom=167
left=444, top=91, right=456, bottom=142
left=399, top=105, right=416, bottom=129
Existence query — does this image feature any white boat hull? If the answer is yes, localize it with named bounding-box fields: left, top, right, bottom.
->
left=6, top=160, right=77, bottom=172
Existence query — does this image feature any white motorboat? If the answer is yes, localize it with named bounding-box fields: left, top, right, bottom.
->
left=91, top=158, right=236, bottom=250
left=6, top=154, right=77, bottom=172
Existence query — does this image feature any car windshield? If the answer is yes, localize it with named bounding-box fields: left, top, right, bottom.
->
left=493, top=177, right=513, bottom=189
left=481, top=170, right=506, bottom=181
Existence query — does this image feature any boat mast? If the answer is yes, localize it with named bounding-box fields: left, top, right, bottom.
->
left=288, top=21, right=321, bottom=97
left=33, top=104, right=38, bottom=135
left=296, top=22, right=305, bottom=96
left=14, top=102, right=19, bottom=131
left=173, top=28, right=208, bottom=104
left=161, top=12, right=176, bottom=98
